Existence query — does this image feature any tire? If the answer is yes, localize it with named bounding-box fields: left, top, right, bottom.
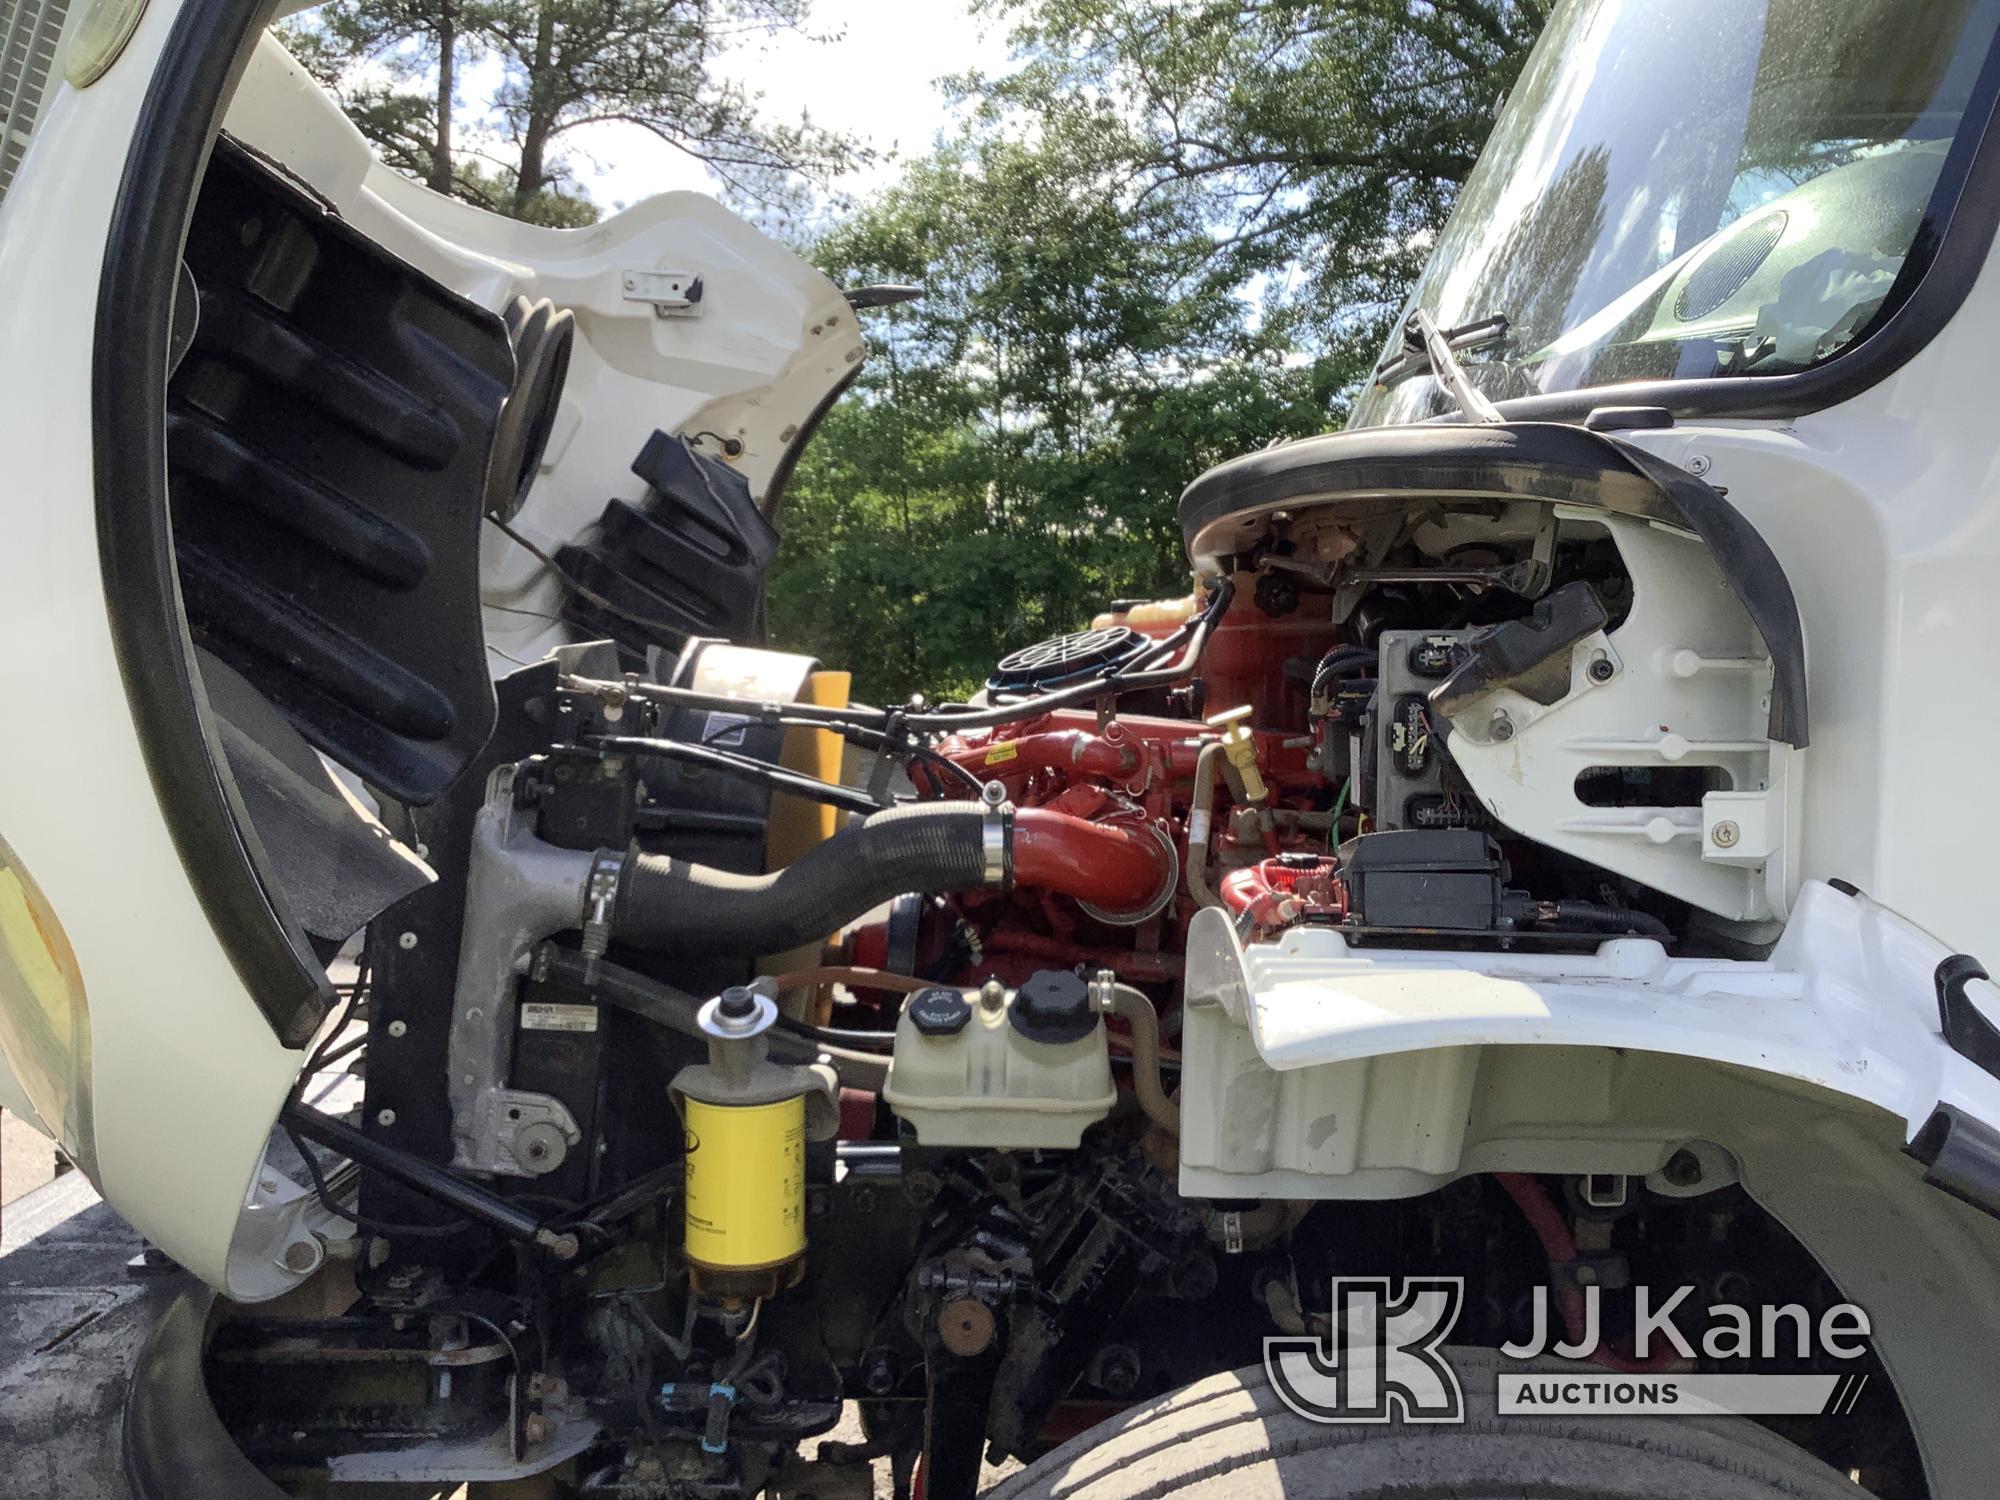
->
left=985, top=1348, right=1868, bottom=1499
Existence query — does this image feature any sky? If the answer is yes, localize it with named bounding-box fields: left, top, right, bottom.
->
left=556, top=0, right=1017, bottom=214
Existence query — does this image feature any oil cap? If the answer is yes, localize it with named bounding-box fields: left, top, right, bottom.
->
left=1011, top=969, right=1096, bottom=1045
left=906, top=986, right=971, bottom=1037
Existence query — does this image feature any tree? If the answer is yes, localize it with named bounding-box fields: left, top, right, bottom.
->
left=281, top=0, right=865, bottom=225
left=767, top=132, right=1338, bottom=702
left=767, top=0, right=1552, bottom=701
left=963, top=0, right=1546, bottom=363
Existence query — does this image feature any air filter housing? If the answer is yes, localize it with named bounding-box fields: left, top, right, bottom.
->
left=987, top=626, right=1150, bottom=696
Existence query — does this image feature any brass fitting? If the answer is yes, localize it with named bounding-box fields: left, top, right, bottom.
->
left=1207, top=705, right=1267, bottom=803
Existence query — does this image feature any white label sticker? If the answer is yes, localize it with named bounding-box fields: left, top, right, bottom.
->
left=521, top=1002, right=600, bottom=1034
left=701, top=712, right=752, bottom=748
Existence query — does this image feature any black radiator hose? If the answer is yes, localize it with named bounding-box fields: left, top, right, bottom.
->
left=615, top=802, right=1000, bottom=956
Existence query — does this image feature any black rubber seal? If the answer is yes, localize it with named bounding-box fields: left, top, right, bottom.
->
left=123, top=1291, right=287, bottom=1500
left=1907, top=1104, right=2000, bottom=1227
left=93, top=0, right=328, bottom=1046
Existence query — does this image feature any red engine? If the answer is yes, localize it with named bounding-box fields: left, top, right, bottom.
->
left=846, top=579, right=1349, bottom=997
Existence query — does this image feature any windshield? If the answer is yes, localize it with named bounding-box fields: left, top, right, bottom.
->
left=1350, top=0, right=2000, bottom=428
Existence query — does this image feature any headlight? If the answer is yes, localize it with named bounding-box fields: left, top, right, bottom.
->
left=0, top=836, right=97, bottom=1177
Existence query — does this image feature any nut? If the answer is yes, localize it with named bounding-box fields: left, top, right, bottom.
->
left=1712, top=820, right=1741, bottom=849
left=1663, top=1148, right=1704, bottom=1188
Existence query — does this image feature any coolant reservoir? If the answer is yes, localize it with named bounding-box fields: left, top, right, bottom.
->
left=882, top=973, right=1115, bottom=1149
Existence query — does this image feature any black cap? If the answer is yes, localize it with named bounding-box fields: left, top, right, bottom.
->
left=906, top=986, right=971, bottom=1037
left=1010, top=969, right=1096, bottom=1045
left=717, top=986, right=758, bottom=1020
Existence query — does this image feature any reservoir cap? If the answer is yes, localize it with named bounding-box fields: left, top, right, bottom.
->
left=907, top=986, right=971, bottom=1037
left=1011, top=969, right=1096, bottom=1045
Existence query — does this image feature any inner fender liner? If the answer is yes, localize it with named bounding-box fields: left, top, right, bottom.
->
left=616, top=802, right=995, bottom=956
left=1178, top=421, right=1809, bottom=746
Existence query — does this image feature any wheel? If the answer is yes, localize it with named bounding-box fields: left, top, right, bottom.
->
left=985, top=1349, right=1870, bottom=1499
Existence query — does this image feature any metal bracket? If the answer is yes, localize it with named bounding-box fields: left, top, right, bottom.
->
left=471, top=1088, right=583, bottom=1178
left=620, top=268, right=703, bottom=317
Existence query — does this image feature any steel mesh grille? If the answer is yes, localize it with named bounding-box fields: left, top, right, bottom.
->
left=0, top=0, right=71, bottom=210
left=1675, top=212, right=1789, bottom=323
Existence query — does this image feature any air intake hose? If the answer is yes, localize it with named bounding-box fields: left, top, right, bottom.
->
left=615, top=802, right=1001, bottom=956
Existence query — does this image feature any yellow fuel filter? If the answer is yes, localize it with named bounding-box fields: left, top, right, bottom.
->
left=682, top=1094, right=806, bottom=1295
left=671, top=986, right=834, bottom=1299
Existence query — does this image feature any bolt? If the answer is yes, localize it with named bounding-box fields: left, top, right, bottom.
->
left=376, top=1108, right=397, bottom=1127
left=398, top=931, right=419, bottom=950
left=1489, top=711, right=1515, bottom=742
left=1588, top=657, right=1616, bottom=683
left=1092, top=1345, right=1142, bottom=1396
left=860, top=1348, right=899, bottom=1395
left=1574, top=1263, right=1598, bottom=1287
left=1688, top=454, right=1712, bottom=476
left=1663, top=1149, right=1704, bottom=1188
left=387, top=1019, right=408, bottom=1039
left=1712, top=820, right=1741, bottom=848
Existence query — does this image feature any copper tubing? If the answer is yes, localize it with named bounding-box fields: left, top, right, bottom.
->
left=767, top=965, right=931, bottom=995
left=1100, top=981, right=1178, bottom=1137
left=983, top=928, right=1183, bottom=982
left=1011, top=807, right=1175, bottom=917
left=1183, top=740, right=1227, bottom=910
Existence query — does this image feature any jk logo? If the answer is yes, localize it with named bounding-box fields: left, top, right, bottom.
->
left=1265, top=1277, right=1466, bottom=1424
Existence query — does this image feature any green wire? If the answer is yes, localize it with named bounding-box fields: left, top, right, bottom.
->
left=1328, top=777, right=1351, bottom=850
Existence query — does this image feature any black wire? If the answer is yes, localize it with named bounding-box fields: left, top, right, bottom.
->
left=284, top=958, right=473, bottom=1240
left=696, top=711, right=986, bottom=798
left=824, top=719, right=986, bottom=795
left=775, top=1014, right=897, bottom=1052
left=487, top=514, right=700, bottom=642
left=284, top=1125, right=472, bottom=1239
left=588, top=733, right=886, bottom=815
left=311, top=1032, right=369, bottom=1072
left=687, top=430, right=744, bottom=456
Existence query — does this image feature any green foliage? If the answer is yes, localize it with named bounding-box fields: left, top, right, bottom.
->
left=279, top=0, right=864, bottom=223
left=769, top=0, right=1545, bottom=702
left=965, top=0, right=1546, bottom=358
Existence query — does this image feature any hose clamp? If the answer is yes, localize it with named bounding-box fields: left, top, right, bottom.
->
left=979, top=781, right=1013, bottom=888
